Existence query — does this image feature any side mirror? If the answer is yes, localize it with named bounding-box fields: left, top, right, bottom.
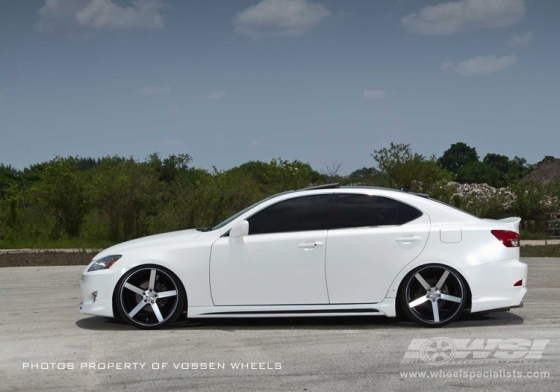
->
left=230, top=220, right=249, bottom=238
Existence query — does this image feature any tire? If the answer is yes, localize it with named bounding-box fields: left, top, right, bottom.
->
left=115, top=265, right=186, bottom=330
left=399, top=264, right=467, bottom=328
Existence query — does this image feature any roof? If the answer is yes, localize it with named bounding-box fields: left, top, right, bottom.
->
left=301, top=183, right=429, bottom=198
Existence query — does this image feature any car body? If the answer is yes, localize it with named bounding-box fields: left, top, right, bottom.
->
left=80, top=184, right=527, bottom=329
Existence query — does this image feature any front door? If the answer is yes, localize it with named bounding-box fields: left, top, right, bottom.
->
left=210, top=194, right=331, bottom=306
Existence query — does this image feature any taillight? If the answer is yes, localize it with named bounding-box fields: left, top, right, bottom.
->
left=491, top=230, right=520, bottom=247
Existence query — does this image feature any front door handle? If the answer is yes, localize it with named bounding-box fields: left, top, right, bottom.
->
left=394, top=236, right=422, bottom=243
left=297, top=242, right=325, bottom=249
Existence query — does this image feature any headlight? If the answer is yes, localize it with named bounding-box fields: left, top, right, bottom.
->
left=88, top=255, right=122, bottom=272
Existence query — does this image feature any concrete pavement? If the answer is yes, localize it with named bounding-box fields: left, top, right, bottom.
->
left=0, top=259, right=558, bottom=391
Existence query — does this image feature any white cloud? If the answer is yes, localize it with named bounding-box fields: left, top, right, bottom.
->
left=140, top=85, right=172, bottom=95
left=36, top=0, right=164, bottom=35
left=505, top=31, right=532, bottom=47
left=441, top=55, right=517, bottom=76
left=233, top=0, right=331, bottom=39
left=197, top=91, right=226, bottom=101
left=363, top=89, right=386, bottom=99
left=160, top=138, right=183, bottom=147
left=401, top=0, right=525, bottom=36
left=248, top=140, right=261, bottom=149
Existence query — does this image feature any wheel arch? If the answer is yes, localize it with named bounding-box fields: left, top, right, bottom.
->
left=394, top=262, right=473, bottom=314
left=111, top=262, right=189, bottom=319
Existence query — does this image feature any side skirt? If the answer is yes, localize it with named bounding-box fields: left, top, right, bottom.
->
left=202, top=308, right=380, bottom=316
left=187, top=298, right=397, bottom=318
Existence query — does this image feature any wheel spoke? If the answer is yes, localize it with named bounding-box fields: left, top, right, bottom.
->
left=409, top=296, right=429, bottom=308
left=124, top=283, right=144, bottom=296
left=441, top=294, right=462, bottom=303
left=432, top=301, right=440, bottom=323
left=148, top=269, right=156, bottom=290
left=157, top=290, right=177, bottom=298
left=151, top=302, right=164, bottom=322
left=128, top=301, right=146, bottom=318
left=435, top=270, right=450, bottom=289
left=415, top=273, right=431, bottom=290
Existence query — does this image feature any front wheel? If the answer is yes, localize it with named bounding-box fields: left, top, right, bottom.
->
left=399, top=265, right=467, bottom=327
left=115, top=265, right=186, bottom=330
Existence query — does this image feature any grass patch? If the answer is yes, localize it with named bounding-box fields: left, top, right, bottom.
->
left=0, top=238, right=112, bottom=250
left=0, top=251, right=96, bottom=267
left=521, top=244, right=560, bottom=258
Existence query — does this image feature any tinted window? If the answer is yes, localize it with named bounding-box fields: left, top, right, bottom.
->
left=398, top=200, right=424, bottom=225
left=331, top=194, right=422, bottom=229
left=211, top=191, right=293, bottom=230
left=248, top=195, right=329, bottom=235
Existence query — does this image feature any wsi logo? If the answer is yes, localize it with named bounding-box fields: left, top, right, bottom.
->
left=402, top=337, right=550, bottom=365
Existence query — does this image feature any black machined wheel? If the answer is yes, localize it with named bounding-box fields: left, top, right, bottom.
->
left=116, top=265, right=186, bottom=330
left=400, top=265, right=467, bottom=327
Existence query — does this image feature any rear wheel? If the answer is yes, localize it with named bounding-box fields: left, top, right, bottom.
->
left=116, top=265, right=185, bottom=330
left=400, top=265, right=467, bottom=327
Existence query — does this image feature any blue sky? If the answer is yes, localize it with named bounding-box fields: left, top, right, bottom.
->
left=1, top=0, right=559, bottom=173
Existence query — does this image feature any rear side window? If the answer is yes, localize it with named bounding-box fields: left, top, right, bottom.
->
left=248, top=195, right=330, bottom=235
left=331, top=194, right=422, bottom=229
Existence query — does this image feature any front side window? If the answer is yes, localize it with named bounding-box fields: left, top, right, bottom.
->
left=248, top=195, right=330, bottom=235
left=211, top=191, right=293, bottom=230
left=331, top=194, right=422, bottom=229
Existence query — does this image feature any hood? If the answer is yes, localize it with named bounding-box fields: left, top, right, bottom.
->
left=93, top=229, right=203, bottom=260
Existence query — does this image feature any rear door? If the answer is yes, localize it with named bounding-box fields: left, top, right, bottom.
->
left=326, top=193, right=430, bottom=304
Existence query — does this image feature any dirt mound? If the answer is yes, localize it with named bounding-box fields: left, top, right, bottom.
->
left=522, top=158, right=560, bottom=185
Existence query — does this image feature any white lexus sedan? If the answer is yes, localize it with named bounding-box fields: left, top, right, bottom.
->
left=80, top=184, right=527, bottom=329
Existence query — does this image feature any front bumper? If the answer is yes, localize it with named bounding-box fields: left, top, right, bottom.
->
left=80, top=271, right=119, bottom=318
left=460, top=258, right=527, bottom=313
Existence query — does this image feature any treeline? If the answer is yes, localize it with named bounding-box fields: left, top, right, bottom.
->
left=0, top=142, right=558, bottom=247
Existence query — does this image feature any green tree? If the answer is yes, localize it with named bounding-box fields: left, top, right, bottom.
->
left=19, top=162, right=48, bottom=186
left=438, top=142, right=479, bottom=174
left=146, top=152, right=193, bottom=183
left=483, top=153, right=510, bottom=173
left=0, top=164, right=19, bottom=198
left=0, top=183, right=21, bottom=234
left=483, top=153, right=519, bottom=187
left=346, top=167, right=381, bottom=185
left=158, top=167, right=213, bottom=231
left=30, top=157, right=93, bottom=238
left=189, top=168, right=262, bottom=228
left=372, top=143, right=452, bottom=193
left=509, top=180, right=547, bottom=232
left=456, top=161, right=498, bottom=186
left=535, top=156, right=555, bottom=167
left=507, top=156, right=532, bottom=183
left=93, top=157, right=161, bottom=242
left=233, top=159, right=322, bottom=193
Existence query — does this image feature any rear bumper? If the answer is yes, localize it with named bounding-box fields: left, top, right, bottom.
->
left=460, top=258, right=527, bottom=313
left=511, top=300, right=524, bottom=309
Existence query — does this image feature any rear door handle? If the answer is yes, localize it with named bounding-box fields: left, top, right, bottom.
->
left=297, top=242, right=325, bottom=249
left=394, top=236, right=422, bottom=243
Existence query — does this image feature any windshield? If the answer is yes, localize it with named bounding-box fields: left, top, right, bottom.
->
left=211, top=191, right=294, bottom=231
